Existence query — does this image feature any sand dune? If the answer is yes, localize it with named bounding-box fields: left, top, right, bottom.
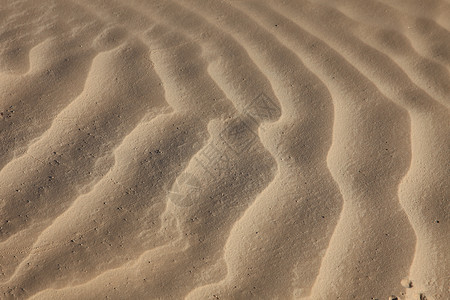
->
left=0, top=0, right=449, bottom=299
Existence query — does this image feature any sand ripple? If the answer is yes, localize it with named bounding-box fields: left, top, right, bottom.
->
left=0, top=0, right=449, bottom=299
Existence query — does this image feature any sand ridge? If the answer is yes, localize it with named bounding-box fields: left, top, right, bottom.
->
left=0, top=0, right=449, bottom=299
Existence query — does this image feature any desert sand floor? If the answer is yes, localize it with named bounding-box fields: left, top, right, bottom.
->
left=0, top=0, right=449, bottom=299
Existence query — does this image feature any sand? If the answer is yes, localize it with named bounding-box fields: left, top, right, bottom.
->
left=0, top=0, right=449, bottom=299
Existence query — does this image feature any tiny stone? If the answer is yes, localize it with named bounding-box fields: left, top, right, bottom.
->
left=401, top=278, right=413, bottom=288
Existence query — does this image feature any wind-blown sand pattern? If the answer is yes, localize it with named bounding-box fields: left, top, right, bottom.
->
left=0, top=0, right=449, bottom=299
